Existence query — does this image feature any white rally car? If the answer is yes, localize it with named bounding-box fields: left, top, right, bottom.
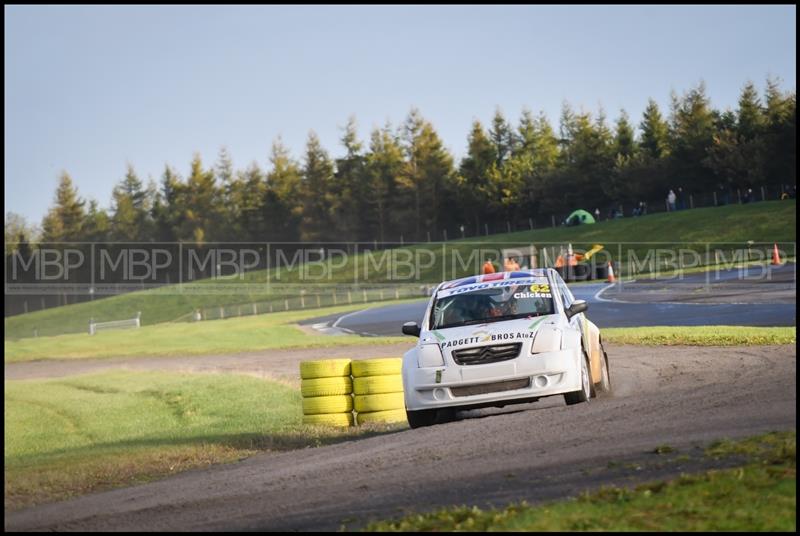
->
left=401, top=269, right=611, bottom=428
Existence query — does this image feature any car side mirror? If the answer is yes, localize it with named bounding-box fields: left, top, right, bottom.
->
left=566, top=300, right=588, bottom=319
left=402, top=321, right=421, bottom=337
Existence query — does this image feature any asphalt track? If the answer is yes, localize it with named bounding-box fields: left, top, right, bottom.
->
left=303, top=264, right=796, bottom=336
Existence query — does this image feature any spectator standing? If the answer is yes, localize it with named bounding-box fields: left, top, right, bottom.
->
left=594, top=207, right=600, bottom=221
left=503, top=257, right=520, bottom=272
left=717, top=183, right=729, bottom=205
left=667, top=189, right=677, bottom=211
left=677, top=187, right=686, bottom=210
left=482, top=260, right=496, bottom=274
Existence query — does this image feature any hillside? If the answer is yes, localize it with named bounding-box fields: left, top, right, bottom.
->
left=5, top=200, right=795, bottom=340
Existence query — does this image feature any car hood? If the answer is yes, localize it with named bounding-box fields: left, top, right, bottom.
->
left=420, top=315, right=558, bottom=349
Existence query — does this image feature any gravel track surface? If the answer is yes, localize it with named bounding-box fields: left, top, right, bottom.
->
left=5, top=343, right=795, bottom=531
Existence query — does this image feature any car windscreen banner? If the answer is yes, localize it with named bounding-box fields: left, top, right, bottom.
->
left=436, top=277, right=550, bottom=299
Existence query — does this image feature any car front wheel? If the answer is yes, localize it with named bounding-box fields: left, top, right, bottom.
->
left=595, top=341, right=612, bottom=395
left=406, top=408, right=456, bottom=428
left=564, top=351, right=591, bottom=406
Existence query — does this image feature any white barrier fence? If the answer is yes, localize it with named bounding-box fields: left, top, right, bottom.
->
left=89, top=312, right=141, bottom=335
left=182, top=286, right=434, bottom=323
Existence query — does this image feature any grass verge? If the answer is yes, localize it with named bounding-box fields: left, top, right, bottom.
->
left=4, top=302, right=410, bottom=363
left=602, top=325, right=796, bottom=346
left=4, top=370, right=403, bottom=510
left=362, top=431, right=796, bottom=532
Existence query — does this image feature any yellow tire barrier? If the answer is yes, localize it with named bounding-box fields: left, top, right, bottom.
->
left=353, top=375, right=404, bottom=395
left=351, top=358, right=402, bottom=378
left=302, top=395, right=354, bottom=415
left=354, top=392, right=405, bottom=413
left=303, top=413, right=355, bottom=427
left=356, top=409, right=407, bottom=425
left=301, top=376, right=353, bottom=397
left=300, top=359, right=352, bottom=380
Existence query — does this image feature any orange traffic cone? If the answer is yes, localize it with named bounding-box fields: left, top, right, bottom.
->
left=772, top=243, right=782, bottom=265
left=607, top=261, right=616, bottom=283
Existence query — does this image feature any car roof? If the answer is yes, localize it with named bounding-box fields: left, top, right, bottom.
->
left=438, top=269, right=551, bottom=291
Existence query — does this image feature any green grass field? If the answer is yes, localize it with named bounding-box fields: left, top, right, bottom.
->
left=603, top=326, right=796, bottom=346
left=4, top=370, right=402, bottom=510
left=4, top=302, right=409, bottom=363
left=6, top=200, right=796, bottom=340
left=362, top=431, right=796, bottom=532
left=6, top=303, right=796, bottom=363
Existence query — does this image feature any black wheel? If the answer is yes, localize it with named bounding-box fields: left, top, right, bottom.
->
left=564, top=350, right=592, bottom=406
left=595, top=341, right=612, bottom=395
left=406, top=408, right=456, bottom=428
left=406, top=408, right=438, bottom=428
left=436, top=407, right=457, bottom=425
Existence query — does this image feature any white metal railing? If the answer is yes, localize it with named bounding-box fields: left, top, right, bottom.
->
left=89, top=312, right=141, bottom=335
left=185, top=286, right=433, bottom=323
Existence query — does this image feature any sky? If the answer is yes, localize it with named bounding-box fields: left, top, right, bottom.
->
left=4, top=5, right=796, bottom=225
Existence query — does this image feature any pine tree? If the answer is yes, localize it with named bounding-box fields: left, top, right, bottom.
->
left=111, top=164, right=148, bottom=241
left=398, top=109, right=426, bottom=240
left=572, top=111, right=614, bottom=207
left=215, top=146, right=235, bottom=186
left=517, top=109, right=559, bottom=166
left=179, top=155, right=220, bottom=245
left=232, top=162, right=266, bottom=241
left=613, top=110, right=637, bottom=159
left=558, top=102, right=577, bottom=166
left=267, top=138, right=303, bottom=241
left=365, top=124, right=404, bottom=242
left=763, top=77, right=796, bottom=187
left=705, top=82, right=768, bottom=189
left=489, top=108, right=515, bottom=167
left=153, top=165, right=183, bottom=242
left=41, top=171, right=85, bottom=243
left=513, top=111, right=560, bottom=219
left=639, top=99, right=670, bottom=159
left=398, top=109, right=455, bottom=240
left=517, top=109, right=536, bottom=153
left=595, top=106, right=614, bottom=149
left=532, top=112, right=560, bottom=171
left=333, top=117, right=369, bottom=241
left=215, top=147, right=237, bottom=240
left=82, top=200, right=111, bottom=242
left=4, top=212, right=39, bottom=254
left=458, top=120, right=495, bottom=231
left=299, top=131, right=336, bottom=242
left=668, top=82, right=717, bottom=192
left=737, top=81, right=765, bottom=142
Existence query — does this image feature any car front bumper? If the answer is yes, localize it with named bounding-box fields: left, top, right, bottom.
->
left=403, top=349, right=582, bottom=411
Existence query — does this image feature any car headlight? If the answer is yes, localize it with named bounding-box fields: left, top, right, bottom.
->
left=418, top=344, right=445, bottom=368
left=531, top=327, right=562, bottom=354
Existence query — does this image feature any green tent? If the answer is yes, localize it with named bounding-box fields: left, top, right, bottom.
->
left=565, top=209, right=596, bottom=226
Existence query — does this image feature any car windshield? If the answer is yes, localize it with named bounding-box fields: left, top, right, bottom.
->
left=431, top=279, right=555, bottom=330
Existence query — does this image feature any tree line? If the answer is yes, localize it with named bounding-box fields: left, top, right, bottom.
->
left=5, top=78, right=796, bottom=252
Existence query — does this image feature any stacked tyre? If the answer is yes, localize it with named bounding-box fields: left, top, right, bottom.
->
left=352, top=358, right=407, bottom=425
left=300, top=359, right=354, bottom=427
